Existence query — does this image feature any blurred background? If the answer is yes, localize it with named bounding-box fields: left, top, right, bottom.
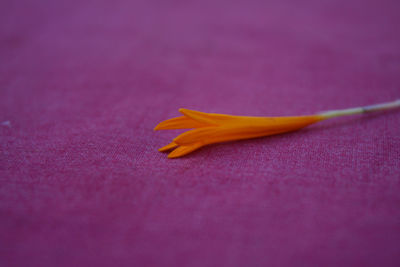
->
left=1, top=0, right=399, bottom=266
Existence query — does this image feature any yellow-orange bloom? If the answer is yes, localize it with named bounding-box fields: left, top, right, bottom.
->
left=154, top=108, right=323, bottom=158
left=155, top=100, right=400, bottom=158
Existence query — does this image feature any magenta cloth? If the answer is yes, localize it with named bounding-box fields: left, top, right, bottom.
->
left=1, top=0, right=400, bottom=266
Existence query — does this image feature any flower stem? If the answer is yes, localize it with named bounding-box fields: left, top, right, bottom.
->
left=319, top=99, right=400, bottom=119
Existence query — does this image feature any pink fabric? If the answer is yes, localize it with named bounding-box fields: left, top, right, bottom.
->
left=1, top=0, right=400, bottom=266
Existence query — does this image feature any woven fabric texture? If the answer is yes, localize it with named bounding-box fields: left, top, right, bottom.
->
left=1, top=0, right=400, bottom=266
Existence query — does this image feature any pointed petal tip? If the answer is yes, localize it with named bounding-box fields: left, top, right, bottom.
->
left=167, top=143, right=203, bottom=158
left=167, top=148, right=183, bottom=158
left=178, top=108, right=189, bottom=114
left=167, top=153, right=180, bottom=159
left=154, top=122, right=165, bottom=130
left=153, top=122, right=171, bottom=130
left=179, top=108, right=201, bottom=115
left=155, top=116, right=204, bottom=130
left=178, top=108, right=219, bottom=126
left=158, top=142, right=178, bottom=152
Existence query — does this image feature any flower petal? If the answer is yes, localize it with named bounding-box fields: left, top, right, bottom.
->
left=155, top=109, right=324, bottom=158
left=173, top=116, right=322, bottom=146
left=179, top=109, right=221, bottom=125
left=173, top=124, right=266, bottom=145
left=173, top=127, right=217, bottom=145
left=154, top=116, right=208, bottom=130
left=167, top=143, right=203, bottom=158
left=158, top=142, right=178, bottom=152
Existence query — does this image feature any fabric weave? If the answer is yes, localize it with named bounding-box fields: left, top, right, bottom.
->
left=1, top=0, right=400, bottom=266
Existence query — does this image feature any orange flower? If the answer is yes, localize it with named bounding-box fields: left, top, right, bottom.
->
left=154, top=100, right=400, bottom=158
left=154, top=108, right=323, bottom=158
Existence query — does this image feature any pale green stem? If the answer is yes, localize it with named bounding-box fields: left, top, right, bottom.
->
left=319, top=99, right=400, bottom=119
